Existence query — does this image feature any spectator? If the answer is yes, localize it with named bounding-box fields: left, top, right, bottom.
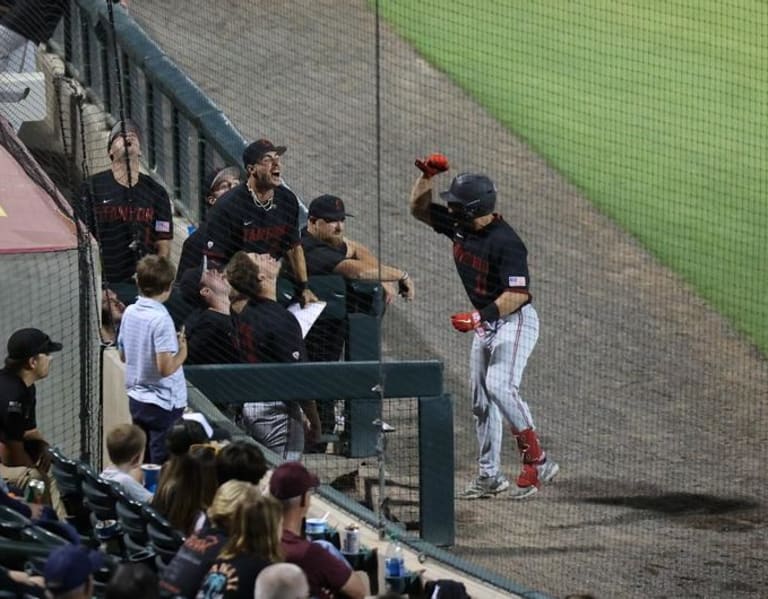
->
left=225, top=252, right=320, bottom=460
left=100, top=423, right=152, bottom=503
left=101, top=288, right=126, bottom=345
left=0, top=328, right=64, bottom=515
left=215, top=440, right=268, bottom=486
left=0, top=565, right=46, bottom=598
left=43, top=544, right=103, bottom=599
left=177, top=166, right=242, bottom=280
left=78, top=119, right=173, bottom=304
left=254, top=563, right=309, bottom=599
left=196, top=495, right=282, bottom=599
left=0, top=0, right=66, bottom=73
left=205, top=139, right=317, bottom=306
left=178, top=264, right=239, bottom=364
left=104, top=562, right=159, bottom=599
left=151, top=435, right=216, bottom=536
left=270, top=462, right=366, bottom=599
left=117, top=255, right=187, bottom=464
left=160, top=480, right=261, bottom=598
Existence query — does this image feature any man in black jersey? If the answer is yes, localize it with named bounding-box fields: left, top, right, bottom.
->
left=206, top=139, right=317, bottom=306
left=78, top=119, right=173, bottom=303
left=225, top=252, right=321, bottom=460
left=410, top=155, right=559, bottom=500
left=176, top=166, right=241, bottom=281
left=178, top=263, right=238, bottom=365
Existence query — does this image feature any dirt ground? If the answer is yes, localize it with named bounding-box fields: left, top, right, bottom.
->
left=130, top=1, right=768, bottom=597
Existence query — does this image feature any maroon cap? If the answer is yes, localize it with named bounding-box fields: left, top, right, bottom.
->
left=269, top=462, right=319, bottom=499
left=242, top=138, right=287, bottom=168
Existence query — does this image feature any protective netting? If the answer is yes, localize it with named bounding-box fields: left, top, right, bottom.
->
left=3, top=0, right=768, bottom=596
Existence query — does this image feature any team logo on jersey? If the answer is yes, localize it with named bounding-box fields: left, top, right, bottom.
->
left=508, top=275, right=527, bottom=287
left=292, top=351, right=300, bottom=360
left=155, top=220, right=170, bottom=232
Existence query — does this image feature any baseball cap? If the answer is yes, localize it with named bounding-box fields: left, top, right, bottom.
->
left=44, top=545, right=104, bottom=594
left=242, top=138, right=287, bottom=168
left=424, top=580, right=471, bottom=599
left=204, top=166, right=241, bottom=195
left=6, top=328, right=63, bottom=360
left=439, top=173, right=496, bottom=206
left=308, top=194, right=354, bottom=221
left=269, top=462, right=319, bottom=500
left=107, top=118, right=141, bottom=153
left=178, top=265, right=207, bottom=308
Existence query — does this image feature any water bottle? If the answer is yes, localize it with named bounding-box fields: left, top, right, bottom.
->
left=384, top=537, right=405, bottom=578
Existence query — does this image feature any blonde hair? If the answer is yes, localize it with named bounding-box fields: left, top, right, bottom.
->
left=106, top=423, right=146, bottom=466
left=220, top=495, right=283, bottom=563
left=207, top=480, right=261, bottom=530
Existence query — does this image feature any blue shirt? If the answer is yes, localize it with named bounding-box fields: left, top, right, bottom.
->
left=118, top=297, right=187, bottom=410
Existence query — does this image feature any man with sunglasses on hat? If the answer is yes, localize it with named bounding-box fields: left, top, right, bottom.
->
left=205, top=139, right=317, bottom=306
left=0, top=328, right=64, bottom=513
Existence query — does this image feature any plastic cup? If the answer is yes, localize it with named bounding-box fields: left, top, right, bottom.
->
left=305, top=518, right=327, bottom=537
left=141, top=464, right=161, bottom=493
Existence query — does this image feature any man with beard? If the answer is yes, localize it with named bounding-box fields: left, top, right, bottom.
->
left=206, top=139, right=317, bottom=306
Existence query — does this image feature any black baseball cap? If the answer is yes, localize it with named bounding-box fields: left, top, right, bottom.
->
left=242, top=138, right=287, bottom=168
left=6, top=328, right=63, bottom=360
left=107, top=118, right=141, bottom=153
left=308, top=194, right=354, bottom=221
left=269, top=462, right=319, bottom=500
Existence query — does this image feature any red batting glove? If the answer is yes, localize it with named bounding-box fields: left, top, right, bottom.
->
left=415, top=153, right=450, bottom=178
left=450, top=311, right=482, bottom=333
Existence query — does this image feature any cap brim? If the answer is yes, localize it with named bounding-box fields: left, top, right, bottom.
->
left=274, top=145, right=287, bottom=155
left=46, top=341, right=63, bottom=353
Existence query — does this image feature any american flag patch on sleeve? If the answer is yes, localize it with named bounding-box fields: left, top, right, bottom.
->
left=155, top=221, right=171, bottom=233
left=508, top=275, right=527, bottom=287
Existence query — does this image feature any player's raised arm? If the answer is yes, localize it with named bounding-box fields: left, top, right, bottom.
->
left=410, top=152, right=450, bottom=225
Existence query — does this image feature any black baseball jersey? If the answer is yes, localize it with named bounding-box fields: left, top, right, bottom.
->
left=430, top=205, right=531, bottom=310
left=184, top=309, right=239, bottom=365
left=78, top=171, right=173, bottom=283
left=205, top=184, right=300, bottom=263
left=0, top=368, right=36, bottom=443
left=300, top=228, right=347, bottom=275
left=233, top=297, right=306, bottom=364
left=1, top=0, right=66, bottom=44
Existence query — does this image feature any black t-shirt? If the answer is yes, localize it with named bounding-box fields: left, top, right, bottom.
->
left=205, top=184, right=300, bottom=263
left=177, top=223, right=209, bottom=282
left=233, top=297, right=306, bottom=364
left=429, top=205, right=531, bottom=310
left=185, top=309, right=239, bottom=365
left=78, top=171, right=173, bottom=283
left=0, top=368, right=36, bottom=444
left=196, top=554, right=271, bottom=599
left=0, top=0, right=66, bottom=44
left=159, top=527, right=227, bottom=598
left=301, top=229, right=347, bottom=275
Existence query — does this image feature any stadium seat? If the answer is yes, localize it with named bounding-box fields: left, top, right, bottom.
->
left=113, top=489, right=154, bottom=559
left=78, top=464, right=119, bottom=523
left=143, top=505, right=184, bottom=571
left=48, top=446, right=91, bottom=533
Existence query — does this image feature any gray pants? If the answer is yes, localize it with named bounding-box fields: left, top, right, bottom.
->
left=471, top=304, right=540, bottom=478
left=241, top=401, right=304, bottom=461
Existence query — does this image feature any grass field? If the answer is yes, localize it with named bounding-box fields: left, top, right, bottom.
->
left=379, top=1, right=768, bottom=353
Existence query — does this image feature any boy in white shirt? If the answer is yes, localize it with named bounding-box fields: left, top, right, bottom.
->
left=100, top=423, right=152, bottom=503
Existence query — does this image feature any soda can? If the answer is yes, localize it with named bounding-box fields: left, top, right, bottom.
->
left=25, top=479, right=46, bottom=503
left=343, top=524, right=360, bottom=554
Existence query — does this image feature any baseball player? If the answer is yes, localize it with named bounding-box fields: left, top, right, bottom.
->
left=409, top=154, right=559, bottom=499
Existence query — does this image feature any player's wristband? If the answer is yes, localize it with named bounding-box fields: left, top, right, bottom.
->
left=478, top=303, right=500, bottom=323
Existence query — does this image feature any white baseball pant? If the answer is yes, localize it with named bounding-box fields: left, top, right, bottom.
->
left=241, top=401, right=304, bottom=461
left=470, top=303, right=539, bottom=478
